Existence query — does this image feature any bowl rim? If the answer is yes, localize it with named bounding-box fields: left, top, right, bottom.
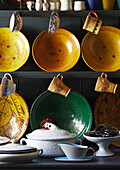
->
left=83, top=131, right=120, bottom=140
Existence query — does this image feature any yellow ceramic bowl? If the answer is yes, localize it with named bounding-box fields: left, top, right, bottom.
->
left=0, top=91, right=29, bottom=140
left=0, top=27, right=30, bottom=72
left=32, top=28, right=80, bottom=72
left=81, top=26, right=120, bottom=72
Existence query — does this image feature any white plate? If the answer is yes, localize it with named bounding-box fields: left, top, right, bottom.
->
left=55, top=157, right=92, bottom=162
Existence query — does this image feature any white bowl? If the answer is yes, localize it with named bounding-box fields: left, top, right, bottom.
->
left=83, top=131, right=120, bottom=157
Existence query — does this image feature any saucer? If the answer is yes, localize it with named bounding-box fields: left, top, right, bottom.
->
left=55, top=157, right=92, bottom=162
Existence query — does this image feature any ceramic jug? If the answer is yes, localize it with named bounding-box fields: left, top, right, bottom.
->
left=87, top=0, right=100, bottom=10
left=102, top=0, right=115, bottom=10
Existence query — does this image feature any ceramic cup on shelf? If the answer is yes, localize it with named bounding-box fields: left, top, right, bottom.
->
left=102, top=0, right=115, bottom=10
left=117, top=0, right=120, bottom=9
left=74, top=1, right=86, bottom=11
left=60, top=0, right=73, bottom=11
left=35, top=0, right=43, bottom=11
left=87, top=0, right=100, bottom=10
left=43, top=0, right=49, bottom=11
left=49, top=1, right=60, bottom=10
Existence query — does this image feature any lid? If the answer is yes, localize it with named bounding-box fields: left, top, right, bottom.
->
left=27, top=123, right=76, bottom=140
left=0, top=136, right=10, bottom=145
left=0, top=140, right=37, bottom=154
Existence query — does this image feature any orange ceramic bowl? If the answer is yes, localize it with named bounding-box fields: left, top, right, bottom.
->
left=81, top=26, right=120, bottom=72
left=32, top=29, right=80, bottom=72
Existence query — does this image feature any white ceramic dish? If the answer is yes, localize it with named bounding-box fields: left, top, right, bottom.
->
left=83, top=131, right=120, bottom=157
left=0, top=151, right=39, bottom=163
left=20, top=124, right=81, bottom=157
left=20, top=136, right=78, bottom=157
left=0, top=142, right=42, bottom=163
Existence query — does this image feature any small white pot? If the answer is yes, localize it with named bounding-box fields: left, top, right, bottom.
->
left=20, top=137, right=80, bottom=157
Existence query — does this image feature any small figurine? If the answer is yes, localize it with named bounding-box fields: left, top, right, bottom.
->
left=26, top=1, right=35, bottom=11
left=41, top=118, right=52, bottom=130
left=41, top=118, right=60, bottom=131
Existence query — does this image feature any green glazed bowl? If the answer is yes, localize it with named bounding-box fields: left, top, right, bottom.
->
left=30, top=91, right=92, bottom=140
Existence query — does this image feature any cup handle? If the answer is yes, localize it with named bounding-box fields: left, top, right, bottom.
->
left=4, top=73, right=13, bottom=81
left=86, top=147, right=96, bottom=159
left=20, top=138, right=28, bottom=145
left=89, top=11, right=99, bottom=19
left=38, top=149, right=43, bottom=156
left=75, top=139, right=82, bottom=145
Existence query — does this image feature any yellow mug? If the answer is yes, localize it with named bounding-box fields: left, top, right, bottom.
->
left=102, top=0, right=115, bottom=10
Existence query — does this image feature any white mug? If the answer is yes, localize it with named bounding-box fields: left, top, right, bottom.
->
left=49, top=1, right=60, bottom=10
left=35, top=2, right=43, bottom=11
left=1, top=73, right=16, bottom=97
left=60, top=0, right=73, bottom=11
left=74, top=1, right=86, bottom=11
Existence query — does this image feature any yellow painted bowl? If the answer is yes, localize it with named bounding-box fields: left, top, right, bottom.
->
left=0, top=27, right=30, bottom=72
left=81, top=26, right=120, bottom=72
left=0, top=90, right=29, bottom=140
left=32, top=28, right=80, bottom=72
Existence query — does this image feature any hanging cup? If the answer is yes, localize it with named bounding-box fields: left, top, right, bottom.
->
left=48, top=74, right=71, bottom=97
left=48, top=11, right=60, bottom=33
left=95, top=73, right=118, bottom=94
left=9, top=11, right=23, bottom=32
left=83, top=12, right=102, bottom=35
left=1, top=73, right=16, bottom=97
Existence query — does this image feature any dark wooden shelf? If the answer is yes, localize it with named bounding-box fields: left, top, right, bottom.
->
left=1, top=10, right=120, bottom=18
left=0, top=71, right=119, bottom=79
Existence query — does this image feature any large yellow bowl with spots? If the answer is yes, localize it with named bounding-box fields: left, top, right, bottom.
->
left=81, top=26, right=120, bottom=72
left=32, top=29, right=80, bottom=72
left=0, top=27, right=30, bottom=72
left=0, top=91, right=29, bottom=140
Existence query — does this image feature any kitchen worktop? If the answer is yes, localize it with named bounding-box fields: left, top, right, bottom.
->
left=0, top=147, right=119, bottom=170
